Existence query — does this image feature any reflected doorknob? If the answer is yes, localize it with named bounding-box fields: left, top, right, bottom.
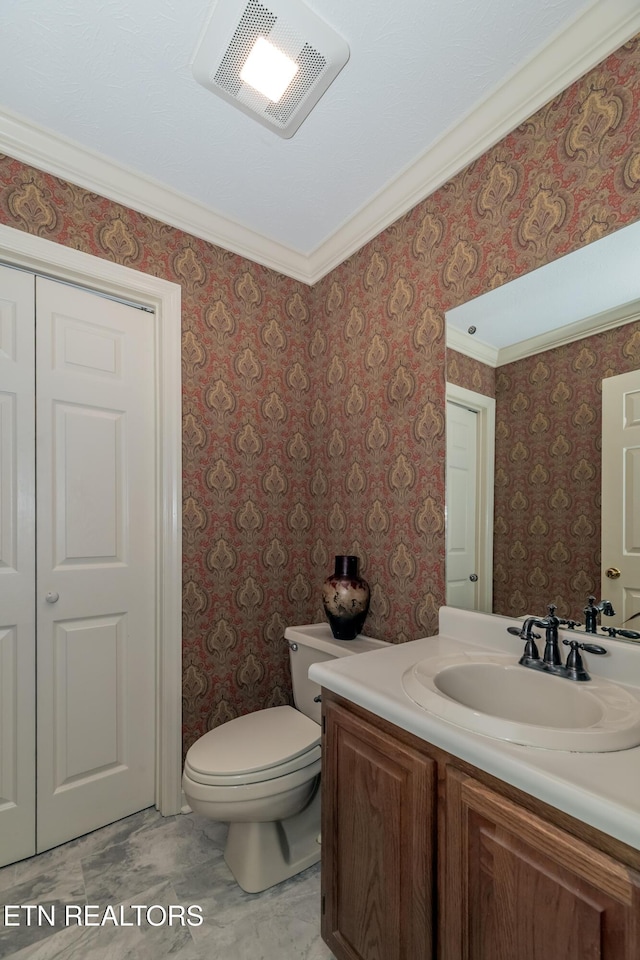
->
left=469, top=574, right=478, bottom=582
left=45, top=591, right=59, bottom=603
left=605, top=567, right=621, bottom=579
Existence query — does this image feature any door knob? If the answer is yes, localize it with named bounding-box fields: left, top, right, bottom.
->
left=469, top=574, right=478, bottom=582
left=45, top=591, right=59, bottom=603
left=605, top=567, right=621, bottom=579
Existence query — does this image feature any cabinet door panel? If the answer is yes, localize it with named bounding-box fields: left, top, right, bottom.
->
left=322, top=699, right=436, bottom=960
left=443, top=768, right=640, bottom=960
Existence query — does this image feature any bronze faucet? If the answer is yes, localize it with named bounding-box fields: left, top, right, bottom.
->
left=583, top=596, right=615, bottom=634
left=508, top=603, right=607, bottom=681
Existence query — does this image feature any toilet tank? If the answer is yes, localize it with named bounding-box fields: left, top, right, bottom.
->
left=284, top=623, right=388, bottom=725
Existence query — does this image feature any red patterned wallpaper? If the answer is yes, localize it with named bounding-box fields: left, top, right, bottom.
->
left=0, top=161, right=320, bottom=752
left=493, top=320, right=640, bottom=619
left=1, top=36, right=640, bottom=752
left=312, top=36, right=640, bottom=645
left=447, top=349, right=496, bottom=397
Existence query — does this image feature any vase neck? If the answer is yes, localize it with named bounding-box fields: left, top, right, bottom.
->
left=335, top=555, right=359, bottom=578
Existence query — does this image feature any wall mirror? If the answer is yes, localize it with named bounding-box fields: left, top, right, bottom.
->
left=445, top=218, right=640, bottom=642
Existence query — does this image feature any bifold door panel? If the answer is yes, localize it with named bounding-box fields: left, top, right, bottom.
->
left=0, top=267, right=156, bottom=867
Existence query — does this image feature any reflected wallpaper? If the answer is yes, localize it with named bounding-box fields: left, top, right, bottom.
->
left=1, top=36, right=640, bottom=752
left=493, top=319, right=640, bottom=619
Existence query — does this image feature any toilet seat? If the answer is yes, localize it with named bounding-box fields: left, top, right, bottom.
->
left=184, top=706, right=321, bottom=787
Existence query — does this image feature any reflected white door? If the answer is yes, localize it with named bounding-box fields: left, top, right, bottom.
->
left=601, top=368, right=640, bottom=631
left=0, top=266, right=36, bottom=865
left=36, top=277, right=156, bottom=852
left=446, top=402, right=478, bottom=610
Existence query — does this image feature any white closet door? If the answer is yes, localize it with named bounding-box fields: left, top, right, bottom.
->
left=36, top=277, right=156, bottom=852
left=0, top=266, right=36, bottom=867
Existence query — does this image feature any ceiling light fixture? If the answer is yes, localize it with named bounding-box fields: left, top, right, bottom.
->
left=240, top=36, right=299, bottom=102
left=191, top=0, right=350, bottom=138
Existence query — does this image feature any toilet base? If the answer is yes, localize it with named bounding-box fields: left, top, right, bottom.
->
left=224, top=783, right=322, bottom=893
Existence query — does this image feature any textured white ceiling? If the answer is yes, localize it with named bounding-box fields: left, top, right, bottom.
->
left=0, top=0, right=639, bottom=280
left=447, top=219, right=640, bottom=353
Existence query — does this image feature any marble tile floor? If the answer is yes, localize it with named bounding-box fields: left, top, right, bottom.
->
left=0, top=807, right=335, bottom=960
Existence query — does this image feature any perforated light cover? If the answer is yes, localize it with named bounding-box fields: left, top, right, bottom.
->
left=191, top=0, right=349, bottom=138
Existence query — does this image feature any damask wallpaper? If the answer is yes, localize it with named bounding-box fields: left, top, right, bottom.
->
left=493, top=319, right=640, bottom=620
left=447, top=320, right=640, bottom=622
left=1, top=35, right=640, bottom=753
left=0, top=168, right=318, bottom=751
left=446, top=349, right=496, bottom=398
left=312, top=35, right=640, bottom=645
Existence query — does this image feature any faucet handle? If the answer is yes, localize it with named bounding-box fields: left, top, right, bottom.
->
left=507, top=625, right=541, bottom=663
left=562, top=638, right=607, bottom=655
left=562, top=638, right=607, bottom=681
left=602, top=627, right=640, bottom=641
left=558, top=618, right=580, bottom=630
left=507, top=626, right=540, bottom=639
left=507, top=625, right=540, bottom=644
left=580, top=643, right=607, bottom=655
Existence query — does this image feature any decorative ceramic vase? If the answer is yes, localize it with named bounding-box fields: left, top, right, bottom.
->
left=322, top=555, right=371, bottom=641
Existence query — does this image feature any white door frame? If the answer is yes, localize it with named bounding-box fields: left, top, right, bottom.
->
left=446, top=383, right=495, bottom=613
left=601, top=368, right=640, bottom=629
left=0, top=223, right=183, bottom=817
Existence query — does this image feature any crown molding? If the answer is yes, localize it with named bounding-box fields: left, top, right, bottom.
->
left=0, top=107, right=314, bottom=284
left=305, top=0, right=640, bottom=283
left=446, top=299, right=640, bottom=368
left=1, top=0, right=639, bottom=286
left=446, top=327, right=499, bottom=367
left=497, top=299, right=640, bottom=366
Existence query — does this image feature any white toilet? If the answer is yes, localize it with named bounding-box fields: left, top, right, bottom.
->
left=182, top=623, right=387, bottom=893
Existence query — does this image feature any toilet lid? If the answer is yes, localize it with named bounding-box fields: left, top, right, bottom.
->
left=185, top=706, right=321, bottom=784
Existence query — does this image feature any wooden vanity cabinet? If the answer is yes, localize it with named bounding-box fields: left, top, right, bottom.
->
left=321, top=696, right=437, bottom=960
left=443, top=768, right=640, bottom=960
left=321, top=691, right=640, bottom=960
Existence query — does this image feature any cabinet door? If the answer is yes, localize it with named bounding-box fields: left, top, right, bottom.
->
left=322, top=698, right=436, bottom=960
left=443, top=768, right=640, bottom=960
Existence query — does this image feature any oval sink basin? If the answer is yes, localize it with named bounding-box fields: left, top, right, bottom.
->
left=402, top=652, right=640, bottom=751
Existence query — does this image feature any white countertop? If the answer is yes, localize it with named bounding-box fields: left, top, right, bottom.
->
left=308, top=607, right=640, bottom=851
